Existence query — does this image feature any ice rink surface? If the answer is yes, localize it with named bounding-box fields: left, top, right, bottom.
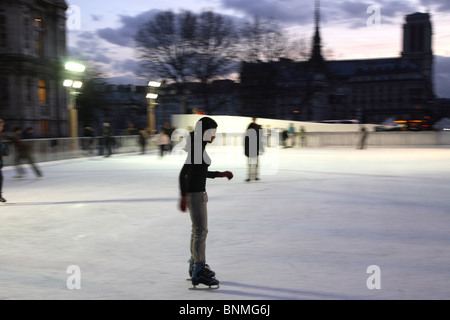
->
left=1, top=146, right=449, bottom=300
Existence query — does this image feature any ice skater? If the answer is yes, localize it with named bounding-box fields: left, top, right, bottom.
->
left=357, top=125, right=368, bottom=149
left=154, top=130, right=170, bottom=157
left=299, top=126, right=307, bottom=148
left=178, top=117, right=233, bottom=287
left=102, top=122, right=113, bottom=157
left=11, top=127, right=42, bottom=178
left=0, top=119, right=7, bottom=203
left=138, top=127, right=149, bottom=154
left=244, top=117, right=264, bottom=181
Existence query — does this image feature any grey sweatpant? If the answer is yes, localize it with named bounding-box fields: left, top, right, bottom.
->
left=247, top=156, right=260, bottom=180
left=188, top=192, right=209, bottom=264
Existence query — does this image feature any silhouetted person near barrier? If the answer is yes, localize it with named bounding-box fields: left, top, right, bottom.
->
left=245, top=117, right=264, bottom=182
left=163, top=122, right=175, bottom=151
left=299, top=126, right=307, bottom=148
left=138, top=127, right=149, bottom=154
left=0, top=119, right=7, bottom=203
left=154, top=130, right=170, bottom=157
left=102, top=122, right=113, bottom=157
left=22, top=127, right=34, bottom=140
left=357, top=125, right=368, bottom=149
left=11, top=127, right=42, bottom=178
left=287, top=123, right=295, bottom=147
left=178, top=117, right=233, bottom=288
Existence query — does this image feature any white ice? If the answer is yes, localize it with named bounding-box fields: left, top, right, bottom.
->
left=1, top=146, right=450, bottom=300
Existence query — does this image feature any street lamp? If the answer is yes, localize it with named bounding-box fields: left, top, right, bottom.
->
left=63, top=80, right=83, bottom=89
left=64, top=61, right=85, bottom=138
left=65, top=62, right=86, bottom=73
left=148, top=81, right=161, bottom=88
left=147, top=81, right=161, bottom=133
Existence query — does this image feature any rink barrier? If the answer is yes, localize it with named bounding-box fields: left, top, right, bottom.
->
left=1, top=135, right=156, bottom=166
left=2, top=131, right=449, bottom=166
left=298, top=131, right=450, bottom=148
left=206, top=130, right=450, bottom=148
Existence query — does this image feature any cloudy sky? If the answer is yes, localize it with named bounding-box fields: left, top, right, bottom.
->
left=66, top=0, right=450, bottom=98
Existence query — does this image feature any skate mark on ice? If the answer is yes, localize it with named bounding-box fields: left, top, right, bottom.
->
left=4, top=197, right=176, bottom=207
left=214, top=281, right=357, bottom=300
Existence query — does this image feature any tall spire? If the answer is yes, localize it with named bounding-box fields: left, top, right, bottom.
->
left=310, top=0, right=324, bottom=65
left=315, top=0, right=320, bottom=30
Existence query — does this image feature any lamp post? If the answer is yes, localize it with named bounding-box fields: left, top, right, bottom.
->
left=63, top=80, right=83, bottom=138
left=147, top=81, right=161, bottom=133
left=64, top=62, right=85, bottom=138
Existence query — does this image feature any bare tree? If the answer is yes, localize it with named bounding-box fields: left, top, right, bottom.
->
left=135, top=10, right=237, bottom=114
left=135, top=10, right=198, bottom=83
left=286, top=37, right=311, bottom=61
left=135, top=10, right=197, bottom=112
left=190, top=11, right=238, bottom=114
left=239, top=16, right=290, bottom=63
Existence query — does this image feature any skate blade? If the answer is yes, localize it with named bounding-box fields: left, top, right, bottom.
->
left=189, top=284, right=220, bottom=290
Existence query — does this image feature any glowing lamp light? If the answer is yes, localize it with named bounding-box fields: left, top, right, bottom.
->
left=63, top=80, right=74, bottom=87
left=73, top=81, right=83, bottom=89
left=148, top=81, right=161, bottom=88
left=146, top=93, right=158, bottom=99
left=65, top=62, right=86, bottom=73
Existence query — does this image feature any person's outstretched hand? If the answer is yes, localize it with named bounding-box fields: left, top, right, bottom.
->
left=219, top=171, right=233, bottom=180
left=179, top=195, right=188, bottom=212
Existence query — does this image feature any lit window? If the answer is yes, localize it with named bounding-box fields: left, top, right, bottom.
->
left=34, top=18, right=44, bottom=56
left=38, top=79, right=47, bottom=104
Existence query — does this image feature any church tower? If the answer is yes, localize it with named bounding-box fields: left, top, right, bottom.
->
left=309, top=0, right=324, bottom=66
left=306, top=0, right=329, bottom=121
left=401, top=12, right=433, bottom=83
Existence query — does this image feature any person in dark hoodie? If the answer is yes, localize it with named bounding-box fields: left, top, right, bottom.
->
left=178, top=117, right=233, bottom=287
left=244, top=117, right=264, bottom=181
left=0, top=119, right=6, bottom=203
left=11, top=127, right=42, bottom=178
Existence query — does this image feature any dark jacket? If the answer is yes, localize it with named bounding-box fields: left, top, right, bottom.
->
left=11, top=135, right=31, bottom=158
left=245, top=122, right=264, bottom=158
left=179, top=131, right=220, bottom=196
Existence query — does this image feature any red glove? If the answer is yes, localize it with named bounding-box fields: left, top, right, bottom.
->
left=179, top=195, right=188, bottom=212
left=219, top=171, right=233, bottom=180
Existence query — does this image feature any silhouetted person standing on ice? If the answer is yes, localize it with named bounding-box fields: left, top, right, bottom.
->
left=357, top=125, right=368, bottom=149
left=0, top=119, right=7, bottom=203
left=102, top=122, right=113, bottom=157
left=11, top=127, right=42, bottom=178
left=245, top=117, right=264, bottom=182
left=178, top=117, right=233, bottom=288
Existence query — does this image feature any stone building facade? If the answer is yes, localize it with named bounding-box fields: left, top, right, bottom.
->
left=240, top=10, right=436, bottom=127
left=0, top=0, right=68, bottom=137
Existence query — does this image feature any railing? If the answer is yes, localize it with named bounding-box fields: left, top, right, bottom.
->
left=3, top=131, right=449, bottom=167
left=2, top=135, right=157, bottom=166
left=295, top=131, right=450, bottom=148
left=213, top=130, right=450, bottom=148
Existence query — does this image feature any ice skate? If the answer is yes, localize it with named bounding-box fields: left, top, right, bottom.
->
left=0, top=196, right=6, bottom=204
left=188, top=258, right=215, bottom=279
left=190, top=263, right=219, bottom=289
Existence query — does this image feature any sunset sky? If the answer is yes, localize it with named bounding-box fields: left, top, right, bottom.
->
left=66, top=0, right=450, bottom=98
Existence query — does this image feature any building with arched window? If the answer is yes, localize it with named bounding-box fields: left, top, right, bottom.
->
left=0, top=0, right=68, bottom=137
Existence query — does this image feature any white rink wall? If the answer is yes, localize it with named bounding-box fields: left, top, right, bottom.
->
left=172, top=114, right=369, bottom=133
left=171, top=114, right=450, bottom=147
